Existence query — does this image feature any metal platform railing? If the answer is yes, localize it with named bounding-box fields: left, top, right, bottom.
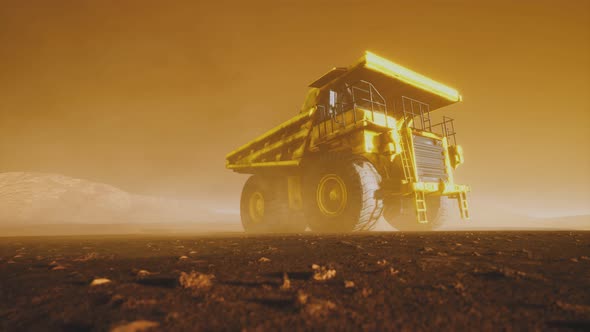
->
left=401, top=96, right=431, bottom=131
left=316, top=80, right=387, bottom=138
left=401, top=96, right=457, bottom=145
left=430, top=116, right=457, bottom=145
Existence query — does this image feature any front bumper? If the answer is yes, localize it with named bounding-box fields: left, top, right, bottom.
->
left=409, top=181, right=470, bottom=196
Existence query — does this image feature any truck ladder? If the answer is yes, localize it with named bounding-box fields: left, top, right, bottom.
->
left=399, top=131, right=415, bottom=182
left=458, top=192, right=470, bottom=220
left=414, top=191, right=428, bottom=224
left=400, top=130, right=428, bottom=224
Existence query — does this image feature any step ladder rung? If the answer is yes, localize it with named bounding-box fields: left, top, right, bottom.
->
left=399, top=131, right=415, bottom=182
left=414, top=191, right=428, bottom=224
left=457, top=192, right=470, bottom=220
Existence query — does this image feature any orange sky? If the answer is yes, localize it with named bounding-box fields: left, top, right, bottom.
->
left=0, top=0, right=589, bottom=218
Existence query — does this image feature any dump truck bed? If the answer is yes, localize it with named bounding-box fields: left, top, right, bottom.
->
left=225, top=109, right=315, bottom=173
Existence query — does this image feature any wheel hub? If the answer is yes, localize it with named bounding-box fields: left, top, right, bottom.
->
left=317, top=174, right=347, bottom=217
left=248, top=191, right=265, bottom=224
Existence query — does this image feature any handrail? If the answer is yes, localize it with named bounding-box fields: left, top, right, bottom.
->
left=316, top=80, right=388, bottom=138
left=430, top=116, right=457, bottom=145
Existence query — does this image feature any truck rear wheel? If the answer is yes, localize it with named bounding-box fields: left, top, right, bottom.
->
left=304, top=156, right=383, bottom=232
left=383, top=196, right=448, bottom=231
left=240, top=175, right=306, bottom=233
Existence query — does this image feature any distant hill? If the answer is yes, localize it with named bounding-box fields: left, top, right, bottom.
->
left=0, top=172, right=235, bottom=226
left=536, top=215, right=590, bottom=230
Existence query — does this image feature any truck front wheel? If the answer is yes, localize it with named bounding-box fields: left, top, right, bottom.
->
left=304, top=156, right=383, bottom=232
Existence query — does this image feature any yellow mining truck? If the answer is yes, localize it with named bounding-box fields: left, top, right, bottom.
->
left=226, top=51, right=470, bottom=232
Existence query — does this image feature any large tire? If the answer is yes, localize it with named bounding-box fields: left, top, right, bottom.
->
left=240, top=175, right=306, bottom=233
left=383, top=195, right=449, bottom=231
left=304, top=156, right=383, bottom=232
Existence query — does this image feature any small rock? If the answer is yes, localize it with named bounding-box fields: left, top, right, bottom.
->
left=454, top=281, right=467, bottom=296
left=258, top=257, right=271, bottom=263
left=361, top=288, right=372, bottom=298
left=433, top=284, right=447, bottom=291
left=377, top=259, right=388, bottom=266
left=454, top=281, right=465, bottom=291
left=51, top=265, right=67, bottom=271
left=304, top=299, right=336, bottom=318
left=344, top=280, right=355, bottom=288
left=179, top=271, right=214, bottom=293
left=570, top=258, right=579, bottom=263
left=581, top=256, right=590, bottom=261
left=297, top=290, right=309, bottom=305
left=556, top=301, right=590, bottom=314
left=136, top=270, right=152, bottom=278
left=110, top=320, right=159, bottom=332
left=473, top=252, right=481, bottom=257
left=389, top=267, right=400, bottom=276
left=437, top=252, right=448, bottom=257
left=312, top=265, right=336, bottom=281
left=421, top=247, right=434, bottom=253
left=178, top=256, right=189, bottom=260
left=90, top=278, right=112, bottom=286
left=110, top=294, right=125, bottom=307
left=280, top=273, right=291, bottom=290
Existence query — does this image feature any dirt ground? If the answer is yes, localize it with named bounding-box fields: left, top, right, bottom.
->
left=1, top=231, right=589, bottom=331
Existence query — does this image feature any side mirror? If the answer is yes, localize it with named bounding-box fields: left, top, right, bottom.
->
left=448, top=145, right=464, bottom=169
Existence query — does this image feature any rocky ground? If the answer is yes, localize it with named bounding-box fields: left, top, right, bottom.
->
left=0, top=231, right=589, bottom=331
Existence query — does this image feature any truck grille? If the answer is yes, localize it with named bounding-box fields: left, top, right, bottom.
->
left=413, top=135, right=447, bottom=182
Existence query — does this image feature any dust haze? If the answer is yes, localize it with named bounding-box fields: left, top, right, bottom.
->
left=0, top=0, right=589, bottom=235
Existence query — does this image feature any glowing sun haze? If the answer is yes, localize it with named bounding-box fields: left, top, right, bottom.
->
left=0, top=0, right=588, bottom=224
